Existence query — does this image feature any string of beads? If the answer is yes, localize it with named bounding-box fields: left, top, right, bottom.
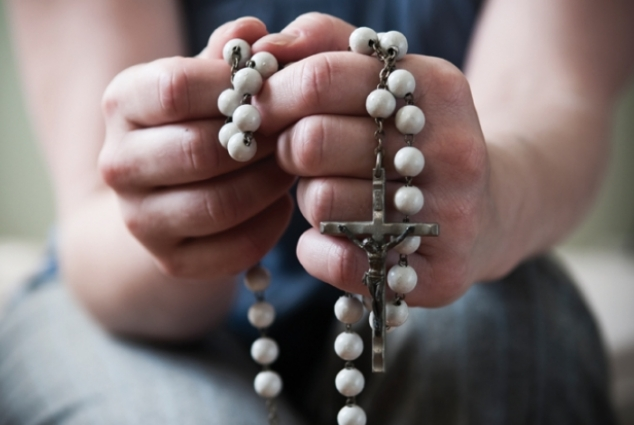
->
left=218, top=39, right=279, bottom=161
left=220, top=38, right=283, bottom=425
left=333, top=26, right=427, bottom=425
left=244, top=264, right=282, bottom=425
left=220, top=28, right=427, bottom=425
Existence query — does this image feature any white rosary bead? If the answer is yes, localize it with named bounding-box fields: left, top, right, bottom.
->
left=334, top=296, right=364, bottom=324
left=365, top=89, right=396, bottom=118
left=232, top=104, right=261, bottom=133
left=244, top=265, right=271, bottom=292
left=378, top=31, right=408, bottom=60
left=394, top=185, right=424, bottom=216
left=394, top=235, right=421, bottom=255
left=227, top=132, right=257, bottom=162
left=394, top=146, right=425, bottom=177
left=395, top=105, right=426, bottom=135
left=251, top=52, right=279, bottom=79
left=254, top=370, right=283, bottom=398
left=349, top=27, right=378, bottom=55
left=334, top=331, right=364, bottom=361
left=387, top=264, right=418, bottom=294
left=251, top=337, right=279, bottom=365
left=232, top=67, right=263, bottom=96
left=335, top=367, right=365, bottom=397
left=387, top=69, right=415, bottom=98
left=247, top=301, right=275, bottom=329
left=217, top=88, right=242, bottom=117
left=223, top=38, right=251, bottom=67
left=386, top=300, right=409, bottom=327
left=337, top=405, right=367, bottom=425
left=218, top=122, right=240, bottom=149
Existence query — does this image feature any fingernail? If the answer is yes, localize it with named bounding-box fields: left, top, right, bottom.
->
left=265, top=33, right=298, bottom=46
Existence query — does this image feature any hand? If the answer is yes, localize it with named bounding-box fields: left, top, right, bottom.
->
left=99, top=17, right=295, bottom=281
left=254, top=13, right=503, bottom=307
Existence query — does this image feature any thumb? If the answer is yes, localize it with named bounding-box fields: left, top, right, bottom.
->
left=198, top=17, right=269, bottom=60
left=253, top=13, right=355, bottom=64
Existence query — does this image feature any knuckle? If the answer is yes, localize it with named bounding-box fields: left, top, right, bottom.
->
left=97, top=148, right=118, bottom=187
left=429, top=58, right=472, bottom=108
left=449, top=133, right=488, bottom=181
left=121, top=204, right=146, bottom=240
left=98, top=145, right=126, bottom=190
left=328, top=241, right=365, bottom=289
left=101, top=83, right=121, bottom=120
left=157, top=251, right=191, bottom=279
left=179, top=125, right=215, bottom=177
left=298, top=55, right=335, bottom=108
left=155, top=58, right=191, bottom=118
left=101, top=68, right=132, bottom=120
left=201, top=187, right=239, bottom=228
left=307, top=179, right=335, bottom=224
left=293, top=117, right=326, bottom=174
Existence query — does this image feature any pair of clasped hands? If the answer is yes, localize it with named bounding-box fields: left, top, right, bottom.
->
left=99, top=14, right=496, bottom=309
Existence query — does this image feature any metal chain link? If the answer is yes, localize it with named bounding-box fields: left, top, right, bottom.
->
left=371, top=44, right=398, bottom=170
left=252, top=276, right=280, bottom=425
left=266, top=398, right=279, bottom=425
left=229, top=49, right=254, bottom=148
left=230, top=46, right=241, bottom=80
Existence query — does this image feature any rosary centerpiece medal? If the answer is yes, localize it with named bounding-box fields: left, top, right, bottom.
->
left=320, top=28, right=439, bottom=376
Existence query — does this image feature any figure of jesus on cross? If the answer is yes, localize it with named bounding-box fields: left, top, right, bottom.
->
left=320, top=166, right=439, bottom=372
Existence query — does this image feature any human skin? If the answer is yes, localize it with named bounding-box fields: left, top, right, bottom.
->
left=6, top=0, right=634, bottom=340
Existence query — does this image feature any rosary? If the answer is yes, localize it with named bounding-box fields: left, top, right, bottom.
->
left=217, top=27, right=438, bottom=425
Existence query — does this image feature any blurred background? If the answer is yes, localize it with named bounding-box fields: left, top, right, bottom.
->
left=1, top=2, right=633, bottom=423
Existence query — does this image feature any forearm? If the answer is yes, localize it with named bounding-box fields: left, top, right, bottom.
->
left=480, top=100, right=610, bottom=278
left=6, top=0, right=185, bottom=216
left=6, top=0, right=238, bottom=340
left=60, top=189, right=238, bottom=341
left=465, top=0, right=634, bottom=279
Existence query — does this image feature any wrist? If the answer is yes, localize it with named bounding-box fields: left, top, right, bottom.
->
left=474, top=139, right=537, bottom=282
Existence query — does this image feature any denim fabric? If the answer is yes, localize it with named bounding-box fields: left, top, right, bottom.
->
left=0, top=257, right=616, bottom=424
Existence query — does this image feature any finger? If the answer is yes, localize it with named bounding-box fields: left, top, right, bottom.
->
left=277, top=111, right=482, bottom=192
left=255, top=51, right=378, bottom=134
left=100, top=119, right=276, bottom=190
left=296, top=228, right=466, bottom=307
left=121, top=157, right=296, bottom=246
left=258, top=53, right=479, bottom=136
left=252, top=13, right=354, bottom=63
left=158, top=194, right=294, bottom=279
left=296, top=177, right=437, bottom=229
left=103, top=56, right=229, bottom=128
left=277, top=114, right=434, bottom=181
left=199, top=17, right=269, bottom=60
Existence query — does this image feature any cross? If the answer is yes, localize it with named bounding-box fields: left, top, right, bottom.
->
left=320, top=166, right=439, bottom=372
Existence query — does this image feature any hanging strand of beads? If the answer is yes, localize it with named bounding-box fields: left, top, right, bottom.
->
left=218, top=39, right=279, bottom=162
left=333, top=293, right=366, bottom=425
left=244, top=264, right=283, bottom=425
left=333, top=26, right=425, bottom=425
left=386, top=63, right=426, bottom=330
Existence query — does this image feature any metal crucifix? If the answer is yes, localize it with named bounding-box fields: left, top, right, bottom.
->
left=320, top=165, right=439, bottom=372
